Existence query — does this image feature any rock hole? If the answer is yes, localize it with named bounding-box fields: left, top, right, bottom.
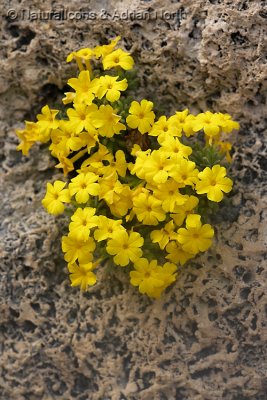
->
left=16, top=28, right=36, bottom=51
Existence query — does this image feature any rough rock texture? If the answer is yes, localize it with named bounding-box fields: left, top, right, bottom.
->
left=0, top=0, right=267, bottom=399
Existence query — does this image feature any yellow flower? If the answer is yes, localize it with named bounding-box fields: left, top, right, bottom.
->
left=68, top=262, right=97, bottom=291
left=98, top=172, right=124, bottom=205
left=169, top=109, right=189, bottom=124
left=94, top=216, right=124, bottom=241
left=16, top=129, right=33, bottom=155
left=181, top=114, right=197, bottom=137
left=133, top=192, right=166, bottom=225
left=129, top=148, right=151, bottom=179
left=79, top=143, right=112, bottom=174
left=142, top=149, right=172, bottom=184
left=50, top=128, right=78, bottom=157
left=177, top=215, right=214, bottom=255
left=150, top=221, right=177, bottom=249
left=62, top=91, right=76, bottom=105
left=62, top=234, right=96, bottom=264
left=155, top=262, right=178, bottom=295
left=95, top=75, right=128, bottom=102
left=42, top=180, right=70, bottom=215
left=130, top=258, right=165, bottom=298
left=76, top=48, right=94, bottom=61
left=152, top=179, right=186, bottom=212
left=130, top=144, right=142, bottom=156
left=192, top=111, right=222, bottom=139
left=66, top=51, right=77, bottom=63
left=50, top=120, right=95, bottom=157
left=171, top=195, right=199, bottom=226
left=106, top=231, right=144, bottom=266
left=102, top=49, right=134, bottom=70
left=113, top=150, right=128, bottom=178
left=67, top=103, right=97, bottom=134
left=170, top=159, right=199, bottom=187
left=49, top=125, right=97, bottom=158
left=94, top=36, right=121, bottom=59
left=196, top=165, right=233, bottom=202
left=159, top=136, right=192, bottom=159
left=99, top=150, right=127, bottom=178
left=217, top=141, right=233, bottom=163
left=165, top=241, right=194, bottom=265
left=69, top=172, right=99, bottom=203
left=67, top=70, right=95, bottom=105
left=148, top=115, right=182, bottom=138
left=168, top=109, right=196, bottom=137
left=126, top=99, right=155, bottom=134
left=216, top=113, right=240, bottom=133
left=37, top=105, right=59, bottom=136
left=91, top=105, right=126, bottom=137
left=16, top=121, right=42, bottom=155
left=55, top=156, right=75, bottom=176
left=67, top=48, right=94, bottom=71
left=69, top=208, right=99, bottom=241
left=130, top=259, right=177, bottom=298
left=108, top=185, right=133, bottom=217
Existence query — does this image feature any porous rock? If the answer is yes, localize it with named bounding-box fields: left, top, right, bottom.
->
left=0, top=1, right=266, bottom=399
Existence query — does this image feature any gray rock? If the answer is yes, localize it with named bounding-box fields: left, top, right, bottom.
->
left=0, top=1, right=266, bottom=399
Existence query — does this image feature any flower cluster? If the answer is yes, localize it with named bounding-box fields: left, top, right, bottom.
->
left=16, top=37, right=239, bottom=298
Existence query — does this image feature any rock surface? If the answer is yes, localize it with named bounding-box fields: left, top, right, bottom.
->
left=0, top=0, right=266, bottom=399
